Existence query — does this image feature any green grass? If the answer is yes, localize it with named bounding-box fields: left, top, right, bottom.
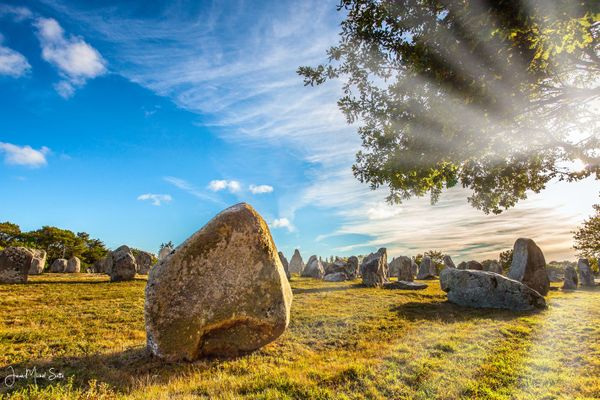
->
left=0, top=274, right=599, bottom=399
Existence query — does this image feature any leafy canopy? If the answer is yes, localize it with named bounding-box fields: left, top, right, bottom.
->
left=299, top=0, right=599, bottom=213
left=0, top=221, right=109, bottom=266
left=574, top=202, right=600, bottom=260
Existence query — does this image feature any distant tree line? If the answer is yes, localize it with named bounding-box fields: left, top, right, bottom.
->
left=574, top=203, right=600, bottom=260
left=0, top=221, right=109, bottom=266
left=573, top=202, right=600, bottom=272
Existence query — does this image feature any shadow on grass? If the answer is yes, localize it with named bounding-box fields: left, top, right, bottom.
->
left=26, top=278, right=148, bottom=285
left=391, top=300, right=541, bottom=323
left=0, top=346, right=230, bottom=395
left=293, top=284, right=363, bottom=294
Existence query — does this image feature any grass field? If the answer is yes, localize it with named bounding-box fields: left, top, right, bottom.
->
left=0, top=274, right=599, bottom=399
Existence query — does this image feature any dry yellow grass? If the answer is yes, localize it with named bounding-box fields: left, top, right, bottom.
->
left=0, top=274, right=599, bottom=399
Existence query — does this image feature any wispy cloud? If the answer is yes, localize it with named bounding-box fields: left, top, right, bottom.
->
left=208, top=179, right=241, bottom=193
left=0, top=5, right=32, bottom=21
left=271, top=217, right=295, bottom=232
left=249, top=184, right=273, bottom=194
left=38, top=1, right=355, bottom=159
left=301, top=168, right=597, bottom=261
left=366, top=202, right=403, bottom=220
left=164, top=176, right=222, bottom=204
left=34, top=17, right=106, bottom=98
left=0, top=142, right=50, bottom=168
left=137, top=193, right=172, bottom=206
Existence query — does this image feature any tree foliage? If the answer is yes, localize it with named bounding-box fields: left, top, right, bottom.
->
left=299, top=0, right=599, bottom=213
left=574, top=203, right=600, bottom=260
left=159, top=241, right=174, bottom=251
left=415, top=249, right=444, bottom=272
left=499, top=249, right=513, bottom=271
left=0, top=221, right=109, bottom=266
left=0, top=222, right=21, bottom=248
left=424, top=249, right=444, bottom=271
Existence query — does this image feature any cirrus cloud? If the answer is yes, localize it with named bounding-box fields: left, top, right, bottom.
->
left=0, top=142, right=50, bottom=168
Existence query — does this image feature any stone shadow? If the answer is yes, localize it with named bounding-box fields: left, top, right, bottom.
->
left=391, top=300, right=542, bottom=323
left=293, top=284, right=362, bottom=294
left=0, top=346, right=235, bottom=395
left=26, top=277, right=148, bottom=285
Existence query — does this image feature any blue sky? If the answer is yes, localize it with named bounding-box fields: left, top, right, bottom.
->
left=0, top=0, right=597, bottom=262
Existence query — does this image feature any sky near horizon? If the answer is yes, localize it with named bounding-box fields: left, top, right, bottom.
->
left=0, top=0, right=597, bottom=263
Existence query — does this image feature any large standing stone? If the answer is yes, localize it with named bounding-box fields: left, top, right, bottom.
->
left=345, top=256, right=359, bottom=279
left=50, top=258, right=68, bottom=273
left=388, top=257, right=400, bottom=277
left=323, top=272, right=347, bottom=282
left=135, top=251, right=155, bottom=275
left=416, top=257, right=437, bottom=280
left=440, top=268, right=546, bottom=311
left=93, top=256, right=112, bottom=274
left=547, top=271, right=562, bottom=282
left=0, top=247, right=33, bottom=283
left=158, top=246, right=173, bottom=261
left=324, top=257, right=358, bottom=281
left=65, top=256, right=81, bottom=273
left=443, top=255, right=456, bottom=270
left=391, top=256, right=415, bottom=281
left=487, top=261, right=503, bottom=274
left=466, top=260, right=484, bottom=270
left=145, top=203, right=292, bottom=361
left=578, top=258, right=595, bottom=287
left=289, top=249, right=304, bottom=274
left=302, top=255, right=325, bottom=279
left=360, top=248, right=388, bottom=287
left=278, top=252, right=291, bottom=280
left=411, top=259, right=418, bottom=276
left=508, top=238, right=550, bottom=296
left=108, top=246, right=137, bottom=282
left=563, top=266, right=578, bottom=290
left=28, top=249, right=47, bottom=275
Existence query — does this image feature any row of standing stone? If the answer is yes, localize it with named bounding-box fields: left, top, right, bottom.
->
left=1, top=203, right=597, bottom=362
left=0, top=245, right=159, bottom=283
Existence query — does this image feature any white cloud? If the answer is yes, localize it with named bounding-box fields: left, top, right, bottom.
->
left=208, top=179, right=241, bottom=193
left=0, top=142, right=50, bottom=168
left=35, top=17, right=106, bottom=98
left=249, top=184, right=273, bottom=194
left=0, top=43, right=31, bottom=77
left=137, top=193, right=172, bottom=206
left=271, top=217, right=295, bottom=232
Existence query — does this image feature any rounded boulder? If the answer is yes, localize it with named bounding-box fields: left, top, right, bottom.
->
left=507, top=238, right=550, bottom=295
left=0, top=247, right=33, bottom=283
left=65, top=256, right=81, bottom=273
left=144, top=203, right=292, bottom=361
